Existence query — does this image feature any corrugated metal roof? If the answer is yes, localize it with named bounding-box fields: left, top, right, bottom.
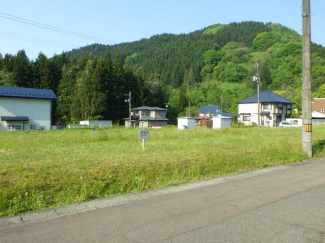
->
left=0, top=86, right=57, bottom=100
left=131, top=106, right=166, bottom=111
left=199, top=105, right=221, bottom=114
left=237, top=91, right=293, bottom=104
left=221, top=112, right=235, bottom=118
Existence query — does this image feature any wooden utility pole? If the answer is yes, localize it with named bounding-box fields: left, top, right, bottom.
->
left=302, top=0, right=312, bottom=158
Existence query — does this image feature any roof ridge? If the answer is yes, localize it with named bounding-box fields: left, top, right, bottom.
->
left=237, top=91, right=293, bottom=104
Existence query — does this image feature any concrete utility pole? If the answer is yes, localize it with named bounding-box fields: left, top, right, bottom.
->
left=302, top=0, right=312, bottom=158
left=253, top=61, right=260, bottom=127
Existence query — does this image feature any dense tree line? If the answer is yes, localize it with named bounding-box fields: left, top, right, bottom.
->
left=0, top=51, right=164, bottom=124
left=1, top=21, right=325, bottom=123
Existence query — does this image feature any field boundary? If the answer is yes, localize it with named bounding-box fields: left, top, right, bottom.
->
left=1, top=158, right=318, bottom=230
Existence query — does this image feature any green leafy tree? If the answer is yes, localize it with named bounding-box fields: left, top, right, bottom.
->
left=2, top=54, right=14, bottom=73
left=252, top=31, right=281, bottom=51
left=179, top=85, right=188, bottom=110
left=33, top=53, right=55, bottom=90
left=88, top=59, right=109, bottom=118
left=313, top=83, right=325, bottom=98
left=0, top=54, right=3, bottom=70
left=102, top=52, right=114, bottom=119
left=312, top=66, right=325, bottom=91
left=112, top=53, right=127, bottom=122
left=56, top=64, right=79, bottom=122
left=12, top=50, right=33, bottom=87
left=183, top=66, right=196, bottom=90
left=167, top=88, right=181, bottom=122
left=71, top=55, right=97, bottom=120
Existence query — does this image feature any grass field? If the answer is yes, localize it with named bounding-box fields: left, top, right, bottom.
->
left=1, top=126, right=325, bottom=217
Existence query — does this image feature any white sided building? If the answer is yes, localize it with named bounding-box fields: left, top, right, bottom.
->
left=213, top=115, right=231, bottom=129
left=237, top=91, right=294, bottom=127
left=80, top=120, right=112, bottom=128
left=178, top=117, right=195, bottom=130
left=0, top=86, right=57, bottom=131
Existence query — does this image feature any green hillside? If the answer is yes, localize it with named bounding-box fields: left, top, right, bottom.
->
left=66, top=21, right=271, bottom=87
left=1, top=21, right=325, bottom=123
left=64, top=21, right=325, bottom=119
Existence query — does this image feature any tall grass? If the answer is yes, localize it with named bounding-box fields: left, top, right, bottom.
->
left=1, top=126, right=325, bottom=217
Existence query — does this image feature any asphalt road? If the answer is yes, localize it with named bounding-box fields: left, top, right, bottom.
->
left=1, top=158, right=325, bottom=243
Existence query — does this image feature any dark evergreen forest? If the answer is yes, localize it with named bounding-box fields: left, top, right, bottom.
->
left=1, top=21, right=325, bottom=124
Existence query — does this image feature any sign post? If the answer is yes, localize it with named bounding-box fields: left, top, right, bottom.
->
left=139, top=129, right=149, bottom=150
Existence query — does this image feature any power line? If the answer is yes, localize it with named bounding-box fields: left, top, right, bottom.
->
left=5, top=68, right=138, bottom=84
left=0, top=29, right=79, bottom=49
left=0, top=12, right=117, bottom=44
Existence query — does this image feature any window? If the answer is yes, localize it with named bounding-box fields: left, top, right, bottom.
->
left=141, top=111, right=149, bottom=118
left=287, top=104, right=292, bottom=115
left=243, top=116, right=250, bottom=121
left=7, top=125, right=22, bottom=131
left=263, top=103, right=272, bottom=110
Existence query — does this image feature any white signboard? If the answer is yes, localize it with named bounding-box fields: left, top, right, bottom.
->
left=139, top=130, right=150, bottom=139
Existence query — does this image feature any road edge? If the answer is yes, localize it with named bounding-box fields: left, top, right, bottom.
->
left=0, top=158, right=320, bottom=229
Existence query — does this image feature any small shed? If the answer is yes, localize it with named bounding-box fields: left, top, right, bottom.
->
left=178, top=117, right=195, bottom=130
left=199, top=118, right=213, bottom=129
left=213, top=115, right=231, bottom=129
left=80, top=120, right=112, bottom=128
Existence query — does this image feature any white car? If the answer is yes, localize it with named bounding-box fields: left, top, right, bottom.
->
left=279, top=121, right=298, bottom=127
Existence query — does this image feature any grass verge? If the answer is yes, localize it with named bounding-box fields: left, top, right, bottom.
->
left=1, top=126, right=325, bottom=217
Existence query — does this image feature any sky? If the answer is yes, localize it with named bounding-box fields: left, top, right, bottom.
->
left=1, top=0, right=324, bottom=60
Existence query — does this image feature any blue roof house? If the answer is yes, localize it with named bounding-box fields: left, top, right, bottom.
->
left=199, top=105, right=221, bottom=115
left=0, top=86, right=57, bottom=131
left=237, top=91, right=294, bottom=127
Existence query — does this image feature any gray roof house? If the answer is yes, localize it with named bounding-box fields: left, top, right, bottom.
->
left=0, top=86, right=57, bottom=131
left=125, top=106, right=168, bottom=128
left=237, top=91, right=294, bottom=127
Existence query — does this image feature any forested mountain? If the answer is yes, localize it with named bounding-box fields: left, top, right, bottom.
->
left=1, top=21, right=325, bottom=124
left=66, top=22, right=271, bottom=88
